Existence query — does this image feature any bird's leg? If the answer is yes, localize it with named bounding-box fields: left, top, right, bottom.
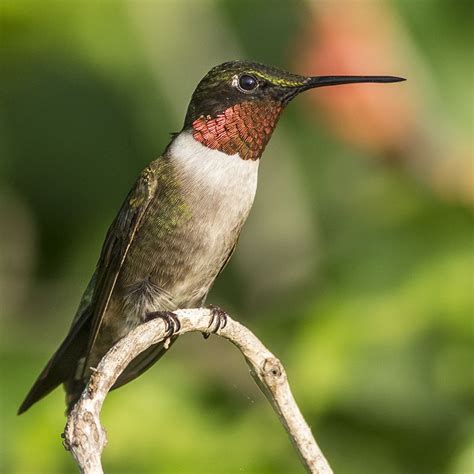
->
left=202, top=304, right=228, bottom=339
left=145, top=311, right=181, bottom=337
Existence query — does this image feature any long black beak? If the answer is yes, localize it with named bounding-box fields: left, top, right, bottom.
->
left=305, top=75, right=406, bottom=89
left=286, top=75, right=406, bottom=103
left=282, top=75, right=405, bottom=103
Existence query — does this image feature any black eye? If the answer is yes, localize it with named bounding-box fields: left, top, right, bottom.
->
left=238, top=74, right=258, bottom=91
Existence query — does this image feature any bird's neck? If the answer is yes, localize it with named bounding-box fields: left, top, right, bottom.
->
left=190, top=100, right=283, bottom=161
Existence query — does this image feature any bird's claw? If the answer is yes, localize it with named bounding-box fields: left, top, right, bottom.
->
left=202, top=304, right=228, bottom=339
left=145, top=311, right=181, bottom=337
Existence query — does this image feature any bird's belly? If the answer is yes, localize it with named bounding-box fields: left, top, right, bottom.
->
left=165, top=204, right=244, bottom=307
left=143, top=180, right=253, bottom=309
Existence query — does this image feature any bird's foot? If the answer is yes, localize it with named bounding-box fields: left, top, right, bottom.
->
left=145, top=311, right=181, bottom=337
left=202, top=304, right=228, bottom=339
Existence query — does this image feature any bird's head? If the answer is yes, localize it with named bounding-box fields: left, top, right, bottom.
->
left=184, top=60, right=404, bottom=161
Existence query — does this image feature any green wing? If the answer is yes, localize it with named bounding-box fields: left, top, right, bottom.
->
left=81, top=162, right=159, bottom=375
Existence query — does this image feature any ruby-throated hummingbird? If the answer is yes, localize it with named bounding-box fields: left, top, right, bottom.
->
left=18, top=60, right=404, bottom=414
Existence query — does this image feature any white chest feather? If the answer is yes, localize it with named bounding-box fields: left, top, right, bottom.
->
left=168, top=131, right=259, bottom=223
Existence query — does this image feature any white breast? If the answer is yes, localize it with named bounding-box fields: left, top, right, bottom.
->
left=168, top=131, right=259, bottom=220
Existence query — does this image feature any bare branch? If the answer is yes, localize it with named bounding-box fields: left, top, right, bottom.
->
left=63, top=309, right=333, bottom=474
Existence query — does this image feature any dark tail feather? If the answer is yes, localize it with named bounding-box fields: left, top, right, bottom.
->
left=18, top=313, right=91, bottom=415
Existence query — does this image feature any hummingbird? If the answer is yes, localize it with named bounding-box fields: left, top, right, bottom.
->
left=18, top=60, right=404, bottom=414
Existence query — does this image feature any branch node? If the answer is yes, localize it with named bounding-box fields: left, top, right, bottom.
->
left=262, top=357, right=286, bottom=387
left=163, top=337, right=172, bottom=349
left=87, top=371, right=100, bottom=398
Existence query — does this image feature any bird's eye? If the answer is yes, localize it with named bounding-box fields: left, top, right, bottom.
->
left=238, top=74, right=258, bottom=92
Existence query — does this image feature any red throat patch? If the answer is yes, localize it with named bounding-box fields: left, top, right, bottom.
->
left=192, top=101, right=283, bottom=161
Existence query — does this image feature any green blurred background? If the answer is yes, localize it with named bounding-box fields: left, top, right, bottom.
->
left=1, top=1, right=473, bottom=473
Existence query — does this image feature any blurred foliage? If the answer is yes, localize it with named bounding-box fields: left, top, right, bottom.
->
left=0, top=1, right=473, bottom=473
